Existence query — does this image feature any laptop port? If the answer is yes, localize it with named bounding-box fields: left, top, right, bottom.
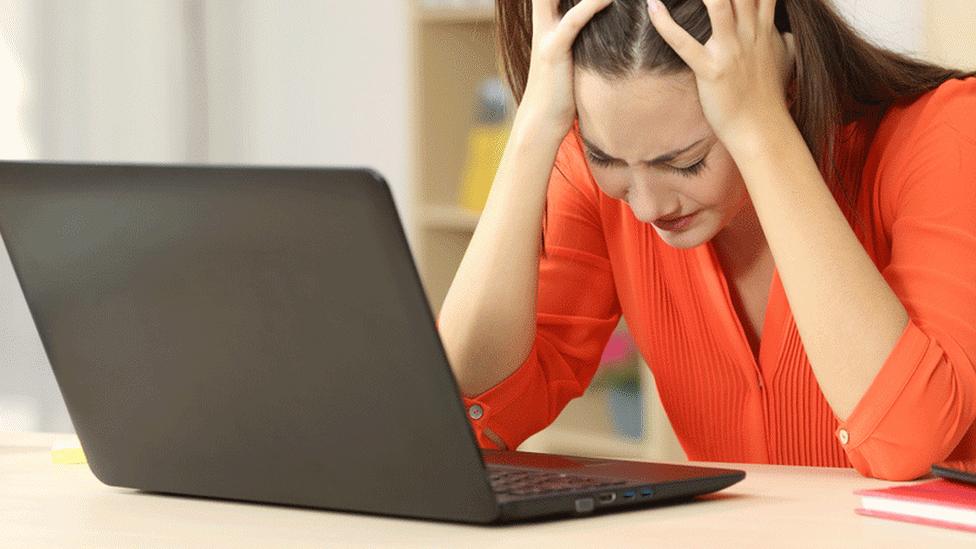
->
left=640, top=487, right=653, bottom=498
left=574, top=497, right=595, bottom=513
left=597, top=493, right=616, bottom=504
left=623, top=490, right=636, bottom=499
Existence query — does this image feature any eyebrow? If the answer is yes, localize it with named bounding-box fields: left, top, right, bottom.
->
left=579, top=134, right=709, bottom=165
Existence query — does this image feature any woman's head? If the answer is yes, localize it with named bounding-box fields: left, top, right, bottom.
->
left=569, top=0, right=780, bottom=247
left=497, top=0, right=972, bottom=246
left=575, top=68, right=748, bottom=247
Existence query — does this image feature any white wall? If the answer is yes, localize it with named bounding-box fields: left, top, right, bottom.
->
left=13, top=2, right=198, bottom=162
left=925, top=0, right=976, bottom=69
left=203, top=1, right=412, bottom=216
left=834, top=0, right=925, bottom=54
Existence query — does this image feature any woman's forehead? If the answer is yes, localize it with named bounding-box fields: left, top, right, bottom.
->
left=574, top=70, right=710, bottom=160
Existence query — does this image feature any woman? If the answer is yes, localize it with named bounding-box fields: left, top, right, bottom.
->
left=437, top=0, right=976, bottom=481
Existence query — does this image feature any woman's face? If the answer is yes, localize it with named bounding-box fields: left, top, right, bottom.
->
left=574, top=69, right=751, bottom=249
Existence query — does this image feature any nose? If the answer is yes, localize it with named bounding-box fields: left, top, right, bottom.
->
left=626, top=179, right=678, bottom=224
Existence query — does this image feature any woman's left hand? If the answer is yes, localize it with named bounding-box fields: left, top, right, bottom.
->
left=647, top=0, right=796, bottom=144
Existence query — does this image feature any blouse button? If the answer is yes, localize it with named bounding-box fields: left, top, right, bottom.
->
left=838, top=428, right=850, bottom=445
left=468, top=404, right=484, bottom=420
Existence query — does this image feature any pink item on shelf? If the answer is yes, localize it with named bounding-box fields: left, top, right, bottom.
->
left=600, top=330, right=636, bottom=365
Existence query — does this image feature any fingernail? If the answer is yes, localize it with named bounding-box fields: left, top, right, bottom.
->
left=647, top=0, right=661, bottom=14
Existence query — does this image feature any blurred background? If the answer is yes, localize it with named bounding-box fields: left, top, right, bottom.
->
left=0, top=1, right=973, bottom=460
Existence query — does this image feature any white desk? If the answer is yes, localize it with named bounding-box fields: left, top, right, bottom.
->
left=2, top=432, right=971, bottom=548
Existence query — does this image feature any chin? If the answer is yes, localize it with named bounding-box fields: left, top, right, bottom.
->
left=653, top=227, right=706, bottom=249
left=652, top=221, right=718, bottom=250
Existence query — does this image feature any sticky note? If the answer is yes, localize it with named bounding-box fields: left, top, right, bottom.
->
left=51, top=436, right=87, bottom=464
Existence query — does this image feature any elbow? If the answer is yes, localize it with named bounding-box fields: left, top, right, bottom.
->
left=846, top=423, right=971, bottom=481
left=841, top=332, right=976, bottom=481
left=849, top=451, right=933, bottom=481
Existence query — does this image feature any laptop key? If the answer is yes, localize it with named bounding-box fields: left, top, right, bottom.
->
left=487, top=467, right=628, bottom=497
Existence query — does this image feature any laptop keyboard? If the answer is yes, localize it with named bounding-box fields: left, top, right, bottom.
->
left=487, top=466, right=628, bottom=496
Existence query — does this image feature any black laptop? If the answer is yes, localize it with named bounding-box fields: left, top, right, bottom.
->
left=0, top=161, right=744, bottom=523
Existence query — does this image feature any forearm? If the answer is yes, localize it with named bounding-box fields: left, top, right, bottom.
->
left=727, top=111, right=909, bottom=420
left=439, top=109, right=568, bottom=397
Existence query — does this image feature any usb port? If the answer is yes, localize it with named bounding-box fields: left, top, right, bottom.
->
left=640, top=488, right=653, bottom=498
left=623, top=490, right=636, bottom=499
left=597, top=493, right=616, bottom=504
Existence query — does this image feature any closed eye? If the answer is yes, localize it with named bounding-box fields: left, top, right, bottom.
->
left=586, top=151, right=708, bottom=177
left=671, top=158, right=707, bottom=177
left=585, top=152, right=616, bottom=168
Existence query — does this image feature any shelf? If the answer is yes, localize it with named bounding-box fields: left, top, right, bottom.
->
left=421, top=205, right=481, bottom=231
left=410, top=0, right=687, bottom=464
left=418, top=6, right=495, bottom=24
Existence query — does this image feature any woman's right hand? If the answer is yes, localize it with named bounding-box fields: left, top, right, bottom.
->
left=520, top=0, right=615, bottom=134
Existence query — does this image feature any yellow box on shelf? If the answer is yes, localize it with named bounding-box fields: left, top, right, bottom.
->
left=458, top=123, right=509, bottom=213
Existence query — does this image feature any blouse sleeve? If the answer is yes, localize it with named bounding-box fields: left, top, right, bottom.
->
left=450, top=128, right=622, bottom=451
left=838, top=88, right=976, bottom=480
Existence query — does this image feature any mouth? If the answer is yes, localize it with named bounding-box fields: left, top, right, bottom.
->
left=651, top=211, right=700, bottom=232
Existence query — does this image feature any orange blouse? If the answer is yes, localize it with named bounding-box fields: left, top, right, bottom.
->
left=452, top=78, right=976, bottom=481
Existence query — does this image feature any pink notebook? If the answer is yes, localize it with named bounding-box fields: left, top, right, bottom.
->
left=855, top=479, right=976, bottom=533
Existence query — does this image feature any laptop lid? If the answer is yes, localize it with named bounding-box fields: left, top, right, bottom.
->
left=0, top=161, right=500, bottom=523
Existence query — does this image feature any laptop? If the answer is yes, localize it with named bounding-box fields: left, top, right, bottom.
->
left=0, top=161, right=744, bottom=523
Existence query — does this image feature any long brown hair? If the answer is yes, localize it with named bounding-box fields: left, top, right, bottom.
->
left=496, top=0, right=974, bottom=216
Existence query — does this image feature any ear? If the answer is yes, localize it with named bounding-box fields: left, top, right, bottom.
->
left=783, top=32, right=797, bottom=66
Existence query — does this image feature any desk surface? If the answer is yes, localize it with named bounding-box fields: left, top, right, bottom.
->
left=2, top=432, right=971, bottom=548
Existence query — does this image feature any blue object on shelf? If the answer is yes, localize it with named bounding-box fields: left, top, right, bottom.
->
left=608, top=380, right=644, bottom=439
